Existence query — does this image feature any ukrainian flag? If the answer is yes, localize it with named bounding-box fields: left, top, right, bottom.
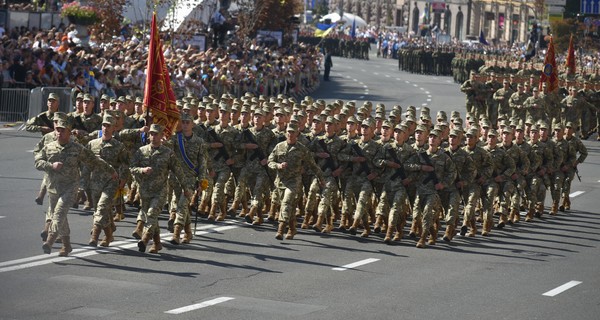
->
left=315, top=23, right=336, bottom=38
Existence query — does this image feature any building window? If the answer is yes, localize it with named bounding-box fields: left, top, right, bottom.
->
left=456, top=11, right=464, bottom=40
left=445, top=8, right=452, bottom=33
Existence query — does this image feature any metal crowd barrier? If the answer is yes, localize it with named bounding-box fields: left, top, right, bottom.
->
left=28, top=87, right=73, bottom=120
left=0, top=88, right=30, bottom=122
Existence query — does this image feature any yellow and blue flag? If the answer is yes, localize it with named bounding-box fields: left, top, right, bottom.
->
left=315, top=22, right=336, bottom=37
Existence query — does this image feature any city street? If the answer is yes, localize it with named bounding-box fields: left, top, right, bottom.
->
left=1, top=53, right=599, bottom=320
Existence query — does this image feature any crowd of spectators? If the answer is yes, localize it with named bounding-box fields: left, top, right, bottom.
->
left=0, top=17, right=323, bottom=101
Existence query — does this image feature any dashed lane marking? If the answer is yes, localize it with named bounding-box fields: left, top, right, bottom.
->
left=405, top=81, right=410, bottom=84
left=542, top=281, right=582, bottom=297
left=422, top=103, right=428, bottom=106
left=332, top=258, right=380, bottom=271
left=427, top=99, right=432, bottom=102
left=569, top=191, right=585, bottom=198
left=359, top=96, right=365, bottom=99
left=165, top=297, right=235, bottom=314
left=0, top=222, right=241, bottom=273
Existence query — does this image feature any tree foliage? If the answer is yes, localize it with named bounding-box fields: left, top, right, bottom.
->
left=91, top=0, right=129, bottom=36
left=236, top=0, right=302, bottom=39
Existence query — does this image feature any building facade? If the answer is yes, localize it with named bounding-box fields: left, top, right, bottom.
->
left=328, top=0, right=540, bottom=44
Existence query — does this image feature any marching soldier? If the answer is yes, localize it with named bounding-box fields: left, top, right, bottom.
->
left=562, top=122, right=588, bottom=211
left=501, top=127, right=529, bottom=225
left=509, top=84, right=528, bottom=123
left=493, top=80, right=514, bottom=125
left=551, top=123, right=576, bottom=215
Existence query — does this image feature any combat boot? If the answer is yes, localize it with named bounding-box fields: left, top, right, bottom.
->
left=497, top=214, right=507, bottom=229
left=373, top=215, right=384, bottom=233
left=267, top=204, right=278, bottom=222
left=348, top=217, right=360, bottom=236
left=100, top=226, right=113, bottom=247
left=360, top=216, right=371, bottom=238
left=58, top=236, right=72, bottom=257
left=132, top=191, right=141, bottom=208
left=125, top=186, right=135, bottom=205
left=535, top=203, right=544, bottom=218
left=137, top=232, right=151, bottom=252
left=427, top=226, right=437, bottom=245
left=216, top=203, right=227, bottom=221
left=564, top=197, right=571, bottom=211
left=512, top=208, right=521, bottom=223
left=42, top=232, right=58, bottom=254
left=409, top=217, right=421, bottom=238
left=481, top=217, right=490, bottom=237
left=41, top=220, right=51, bottom=242
left=207, top=203, right=217, bottom=221
left=525, top=208, right=534, bottom=222
left=148, top=233, right=162, bottom=254
left=132, top=220, right=144, bottom=239
left=312, top=216, right=324, bottom=232
left=338, top=214, right=348, bottom=231
left=322, top=216, right=334, bottom=234
left=443, top=224, right=455, bottom=242
left=252, top=208, right=264, bottom=226
left=384, top=224, right=395, bottom=244
left=416, top=230, right=428, bottom=248
left=182, top=223, right=193, bottom=243
left=83, top=190, right=94, bottom=211
left=550, top=201, right=559, bottom=215
left=35, top=186, right=46, bottom=205
left=228, top=200, right=239, bottom=216
left=170, top=224, right=182, bottom=245
left=460, top=223, right=468, bottom=237
left=275, top=222, right=286, bottom=240
left=245, top=206, right=256, bottom=224
left=300, top=212, right=311, bottom=229
left=285, top=220, right=297, bottom=240
left=88, top=225, right=101, bottom=247
left=167, top=211, right=176, bottom=232
left=467, top=219, right=477, bottom=237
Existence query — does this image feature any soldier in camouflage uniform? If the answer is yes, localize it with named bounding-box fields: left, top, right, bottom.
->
left=509, top=84, right=528, bottom=123
left=562, top=122, right=588, bottom=211
left=86, top=114, right=129, bottom=248
left=268, top=123, right=324, bottom=240
left=35, top=118, right=116, bottom=256
left=493, top=80, right=514, bottom=124
left=344, top=118, right=381, bottom=238
left=168, top=113, right=210, bottom=245
left=550, top=123, right=576, bottom=215
left=523, top=87, right=547, bottom=124
left=406, top=129, right=456, bottom=248
left=500, top=127, right=529, bottom=226
left=525, top=125, right=546, bottom=221
left=130, top=124, right=192, bottom=254
left=443, top=128, right=475, bottom=241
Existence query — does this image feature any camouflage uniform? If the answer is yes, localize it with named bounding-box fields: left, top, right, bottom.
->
left=443, top=137, right=475, bottom=239
left=562, top=126, right=587, bottom=209
left=463, top=132, right=493, bottom=236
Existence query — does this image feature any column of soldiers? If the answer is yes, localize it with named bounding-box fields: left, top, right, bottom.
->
left=317, top=37, right=371, bottom=60
left=398, top=46, right=455, bottom=76
left=28, top=90, right=590, bottom=254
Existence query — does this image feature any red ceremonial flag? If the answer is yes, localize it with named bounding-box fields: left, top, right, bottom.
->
left=565, top=34, right=576, bottom=75
left=539, top=36, right=558, bottom=93
left=143, top=12, right=179, bottom=137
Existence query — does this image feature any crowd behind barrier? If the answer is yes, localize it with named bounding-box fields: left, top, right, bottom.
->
left=0, top=20, right=324, bottom=122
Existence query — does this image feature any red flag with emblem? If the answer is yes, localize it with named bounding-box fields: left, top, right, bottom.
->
left=565, top=34, right=576, bottom=75
left=143, top=12, right=179, bottom=137
left=539, top=36, right=558, bottom=93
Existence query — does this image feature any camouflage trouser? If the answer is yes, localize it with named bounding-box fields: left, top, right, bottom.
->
left=345, top=176, right=373, bottom=221
left=235, top=165, right=270, bottom=209
left=225, top=166, right=242, bottom=199
left=304, top=175, right=320, bottom=215
left=463, top=183, right=481, bottom=224
left=562, top=169, right=576, bottom=198
left=414, top=192, right=441, bottom=235
left=439, top=189, right=461, bottom=226
left=510, top=176, right=527, bottom=211
left=139, top=189, right=169, bottom=236
left=91, top=179, right=118, bottom=229
left=550, top=171, right=565, bottom=202
left=47, top=186, right=77, bottom=237
left=527, top=174, right=546, bottom=211
left=496, top=180, right=515, bottom=215
left=172, top=177, right=195, bottom=226
left=275, top=179, right=302, bottom=223
left=385, top=183, right=408, bottom=226
left=211, top=167, right=231, bottom=208
left=481, top=182, right=499, bottom=223
left=317, top=175, right=339, bottom=218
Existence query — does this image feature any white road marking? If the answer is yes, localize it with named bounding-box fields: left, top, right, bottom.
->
left=422, top=103, right=428, bottom=106
left=0, top=216, right=5, bottom=219
left=419, top=88, right=425, bottom=90
left=427, top=95, right=432, bottom=98
left=396, top=78, right=402, bottom=81
left=27, top=150, right=35, bottom=153
left=415, top=107, right=421, bottom=111
left=542, top=281, right=582, bottom=297
left=0, top=222, right=241, bottom=273
left=346, top=76, right=351, bottom=78
left=405, top=81, right=410, bottom=84
left=353, top=79, right=358, bottom=82
left=385, top=75, right=391, bottom=78
left=359, top=96, right=365, bottom=99
left=363, top=85, right=368, bottom=88
left=333, top=258, right=380, bottom=271
left=425, top=91, right=430, bottom=94
left=569, top=191, right=585, bottom=198
left=413, top=84, right=418, bottom=87
left=165, top=297, right=235, bottom=314
left=373, top=73, right=379, bottom=76
left=427, top=99, right=432, bottom=102
left=361, top=69, right=366, bottom=72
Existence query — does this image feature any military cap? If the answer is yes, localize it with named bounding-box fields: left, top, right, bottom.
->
left=415, top=124, right=428, bottom=132
left=334, top=114, right=343, bottom=123
left=48, top=93, right=59, bottom=101
left=125, top=95, right=133, bottom=102
left=421, top=113, right=432, bottom=121
left=340, top=107, right=350, bottom=116
left=375, top=112, right=385, bottom=120
left=347, top=116, right=358, bottom=124
left=274, top=108, right=285, bottom=116
left=451, top=110, right=460, bottom=118
left=202, top=96, right=212, bottom=103
left=538, top=121, right=549, bottom=129
left=134, top=96, right=143, bottom=104
left=532, top=87, right=539, bottom=92
left=487, top=129, right=498, bottom=137
left=502, top=127, right=513, bottom=135
left=182, top=103, right=192, bottom=110
left=438, top=121, right=449, bottom=127
left=358, top=106, right=369, bottom=115
left=381, top=120, right=393, bottom=128
left=530, top=124, right=539, bottom=132
left=406, top=105, right=416, bottom=112
left=180, top=113, right=193, bottom=122
left=116, top=96, right=126, bottom=103
left=394, top=123, right=408, bottom=132
left=515, top=124, right=525, bottom=131
left=75, top=92, right=84, bottom=100
left=205, top=103, right=216, bottom=111
left=553, top=123, right=564, bottom=131
left=429, top=129, right=441, bottom=137
left=55, top=119, right=71, bottom=130
left=325, top=116, right=337, bottom=124
left=231, top=104, right=241, bottom=112
left=405, top=115, right=416, bottom=123
left=102, top=114, right=115, bottom=126
left=149, top=123, right=164, bottom=134
left=312, top=115, right=323, bottom=122
left=436, top=110, right=447, bottom=120
left=289, top=114, right=300, bottom=122
left=466, top=128, right=479, bottom=136
left=253, top=108, right=265, bottom=116
left=480, top=120, right=491, bottom=128
left=421, top=106, right=430, bottom=114
left=453, top=118, right=463, bottom=126
left=517, top=83, right=524, bottom=88
left=565, top=121, right=574, bottom=128
left=219, top=102, right=230, bottom=112
left=286, top=123, right=298, bottom=133
left=53, top=111, right=69, bottom=122
left=449, top=129, right=462, bottom=137
left=361, top=118, right=375, bottom=127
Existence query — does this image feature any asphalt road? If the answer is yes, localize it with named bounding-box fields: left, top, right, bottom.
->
left=1, top=54, right=599, bottom=320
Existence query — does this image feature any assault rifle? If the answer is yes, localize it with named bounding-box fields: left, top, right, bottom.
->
left=386, top=147, right=407, bottom=181
left=242, top=128, right=272, bottom=182
left=317, top=138, right=340, bottom=190
left=418, top=151, right=440, bottom=185
left=350, top=142, right=371, bottom=176
left=208, top=129, right=231, bottom=163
